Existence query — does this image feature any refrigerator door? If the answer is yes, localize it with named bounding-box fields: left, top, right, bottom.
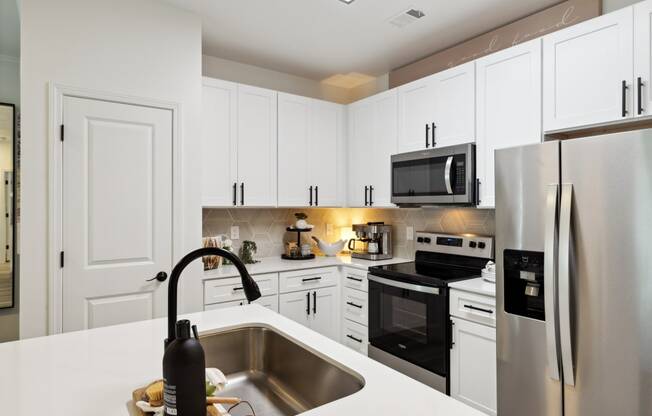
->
left=560, top=130, right=652, bottom=416
left=495, top=141, right=562, bottom=416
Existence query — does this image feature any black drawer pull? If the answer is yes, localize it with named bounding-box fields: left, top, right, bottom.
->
left=233, top=287, right=244, bottom=292
left=463, top=304, right=493, bottom=314
left=346, top=301, right=363, bottom=309
left=347, top=334, right=363, bottom=343
left=346, top=276, right=363, bottom=282
left=638, top=77, right=644, bottom=115
left=306, top=291, right=310, bottom=316
left=622, top=80, right=629, bottom=117
left=302, top=277, right=322, bottom=282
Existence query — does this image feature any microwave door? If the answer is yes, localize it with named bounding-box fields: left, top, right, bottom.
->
left=392, top=153, right=452, bottom=205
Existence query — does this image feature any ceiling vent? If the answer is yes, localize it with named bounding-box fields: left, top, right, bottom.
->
left=388, top=8, right=426, bottom=28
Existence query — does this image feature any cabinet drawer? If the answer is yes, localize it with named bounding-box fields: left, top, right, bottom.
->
left=450, top=289, right=496, bottom=327
left=279, top=267, right=338, bottom=293
left=204, top=273, right=278, bottom=305
left=343, top=287, right=368, bottom=326
left=342, top=319, right=368, bottom=355
left=204, top=295, right=279, bottom=313
left=342, top=268, right=368, bottom=292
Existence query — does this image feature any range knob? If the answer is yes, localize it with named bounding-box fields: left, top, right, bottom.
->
left=478, top=242, right=486, bottom=249
left=469, top=241, right=477, bottom=248
left=417, top=237, right=424, bottom=243
left=423, top=237, right=432, bottom=244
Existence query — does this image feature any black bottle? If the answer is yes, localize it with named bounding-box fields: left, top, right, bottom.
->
left=163, top=320, right=206, bottom=416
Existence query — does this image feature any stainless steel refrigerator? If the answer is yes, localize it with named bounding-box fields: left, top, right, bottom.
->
left=495, top=130, right=652, bottom=416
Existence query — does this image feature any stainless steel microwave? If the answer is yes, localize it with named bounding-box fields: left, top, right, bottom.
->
left=390, top=143, right=476, bottom=206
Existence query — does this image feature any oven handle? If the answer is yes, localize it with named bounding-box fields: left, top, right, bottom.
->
left=368, top=274, right=440, bottom=295
left=444, top=156, right=454, bottom=194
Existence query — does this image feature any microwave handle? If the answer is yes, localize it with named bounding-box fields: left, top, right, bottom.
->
left=444, top=156, right=454, bottom=194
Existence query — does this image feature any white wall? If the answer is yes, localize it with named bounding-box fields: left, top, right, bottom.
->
left=20, top=0, right=203, bottom=338
left=603, top=0, right=639, bottom=12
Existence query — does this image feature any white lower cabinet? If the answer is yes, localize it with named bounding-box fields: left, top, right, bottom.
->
left=279, top=286, right=339, bottom=341
left=341, top=267, right=369, bottom=355
left=343, top=286, right=368, bottom=326
left=205, top=295, right=278, bottom=313
left=341, top=318, right=368, bottom=355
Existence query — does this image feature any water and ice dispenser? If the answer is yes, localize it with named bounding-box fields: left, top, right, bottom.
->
left=503, top=250, right=545, bottom=321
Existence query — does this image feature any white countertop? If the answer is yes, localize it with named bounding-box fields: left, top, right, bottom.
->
left=449, top=277, right=496, bottom=297
left=0, top=305, right=484, bottom=416
left=203, top=255, right=411, bottom=280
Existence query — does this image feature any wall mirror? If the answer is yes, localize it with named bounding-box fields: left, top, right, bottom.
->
left=0, top=103, right=15, bottom=309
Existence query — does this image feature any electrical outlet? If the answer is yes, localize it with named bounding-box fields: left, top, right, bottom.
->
left=230, top=226, right=240, bottom=240
left=326, top=223, right=333, bottom=236
left=406, top=226, right=414, bottom=241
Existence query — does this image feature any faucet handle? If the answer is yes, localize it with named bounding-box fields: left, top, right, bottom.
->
left=146, top=271, right=168, bottom=282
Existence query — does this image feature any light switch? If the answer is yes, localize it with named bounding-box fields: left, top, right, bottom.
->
left=406, top=226, right=414, bottom=241
left=231, top=226, right=240, bottom=240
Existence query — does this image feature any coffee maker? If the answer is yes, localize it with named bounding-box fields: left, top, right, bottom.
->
left=348, top=222, right=393, bottom=260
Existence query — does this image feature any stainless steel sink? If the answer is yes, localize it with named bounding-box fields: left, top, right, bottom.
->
left=200, top=325, right=365, bottom=416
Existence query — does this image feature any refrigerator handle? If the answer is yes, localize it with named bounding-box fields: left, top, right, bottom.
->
left=559, top=184, right=575, bottom=386
left=544, top=184, right=561, bottom=381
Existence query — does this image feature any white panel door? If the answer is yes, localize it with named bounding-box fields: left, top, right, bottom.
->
left=450, top=317, right=497, bottom=416
left=433, top=61, right=476, bottom=147
left=279, top=290, right=311, bottom=327
left=277, top=93, right=310, bottom=207
left=347, top=99, right=374, bottom=207
left=397, top=75, right=436, bottom=152
left=543, top=7, right=634, bottom=131
left=634, top=0, right=652, bottom=118
left=237, top=85, right=277, bottom=206
left=371, top=89, right=398, bottom=207
left=309, top=286, right=339, bottom=341
left=201, top=78, right=238, bottom=207
left=309, top=100, right=341, bottom=207
left=476, top=39, right=542, bottom=208
left=62, top=96, right=173, bottom=332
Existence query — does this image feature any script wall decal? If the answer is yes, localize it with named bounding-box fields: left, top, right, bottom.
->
left=389, top=0, right=601, bottom=88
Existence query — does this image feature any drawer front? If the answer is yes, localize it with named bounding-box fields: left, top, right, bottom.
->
left=342, top=319, right=368, bottom=355
left=343, top=287, right=368, bottom=326
left=450, top=289, right=496, bottom=327
left=204, top=294, right=279, bottom=313
left=279, top=267, right=338, bottom=293
left=204, top=272, right=278, bottom=305
left=342, top=267, right=368, bottom=292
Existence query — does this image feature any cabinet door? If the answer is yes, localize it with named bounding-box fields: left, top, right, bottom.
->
left=476, top=39, right=542, bottom=208
left=543, top=7, right=633, bottom=131
left=370, top=89, right=398, bottom=207
left=309, top=286, right=340, bottom=341
left=201, top=78, right=238, bottom=207
left=309, top=100, right=341, bottom=207
left=341, top=318, right=368, bottom=355
left=634, top=1, right=652, bottom=118
left=279, top=290, right=311, bottom=327
left=398, top=75, right=436, bottom=152
left=237, top=85, right=277, bottom=206
left=450, top=317, right=497, bottom=416
left=278, top=93, right=310, bottom=207
left=347, top=99, right=374, bottom=207
left=433, top=61, right=476, bottom=147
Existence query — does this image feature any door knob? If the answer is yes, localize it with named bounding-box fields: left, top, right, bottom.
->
left=146, top=271, right=168, bottom=282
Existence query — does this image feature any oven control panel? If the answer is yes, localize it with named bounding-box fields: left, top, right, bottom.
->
left=415, top=232, right=494, bottom=259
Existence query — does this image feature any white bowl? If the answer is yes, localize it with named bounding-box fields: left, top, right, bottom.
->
left=315, top=238, right=347, bottom=257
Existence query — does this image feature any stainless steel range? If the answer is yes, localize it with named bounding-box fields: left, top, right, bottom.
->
left=367, top=232, right=493, bottom=394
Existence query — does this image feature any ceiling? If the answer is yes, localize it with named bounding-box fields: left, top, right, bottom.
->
left=0, top=0, right=20, bottom=58
left=162, top=0, right=560, bottom=81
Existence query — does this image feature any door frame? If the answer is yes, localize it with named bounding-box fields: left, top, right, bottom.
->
left=47, top=83, right=183, bottom=334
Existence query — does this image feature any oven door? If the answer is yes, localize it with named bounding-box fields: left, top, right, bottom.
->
left=391, top=143, right=475, bottom=206
left=368, top=274, right=448, bottom=377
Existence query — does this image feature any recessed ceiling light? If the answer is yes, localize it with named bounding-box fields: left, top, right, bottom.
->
left=339, top=0, right=355, bottom=4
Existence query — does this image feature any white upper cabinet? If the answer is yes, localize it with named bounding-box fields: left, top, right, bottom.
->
left=634, top=0, right=652, bottom=118
left=543, top=7, right=634, bottom=131
left=347, top=97, right=375, bottom=207
left=476, top=39, right=542, bottom=208
left=398, top=62, right=475, bottom=153
left=201, top=78, right=238, bottom=207
left=309, top=99, right=343, bottom=207
left=237, top=85, right=278, bottom=206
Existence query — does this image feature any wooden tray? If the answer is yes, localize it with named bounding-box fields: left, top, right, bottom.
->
left=131, top=387, right=221, bottom=416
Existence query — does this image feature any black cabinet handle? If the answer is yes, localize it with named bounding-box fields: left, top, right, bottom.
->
left=313, top=291, right=317, bottom=314
left=449, top=319, right=455, bottom=349
left=309, top=186, right=313, bottom=206
left=369, top=185, right=374, bottom=206
left=233, top=287, right=244, bottom=292
left=463, top=304, right=494, bottom=314
left=638, top=77, right=644, bottom=115
left=232, top=183, right=237, bottom=206
left=346, top=334, right=363, bottom=343
left=622, top=80, right=629, bottom=117
left=146, top=271, right=168, bottom=282
left=306, top=291, right=310, bottom=316
left=432, top=123, right=437, bottom=147
left=302, top=276, right=322, bottom=282
left=315, top=186, right=318, bottom=206
left=347, top=276, right=363, bottom=282
left=364, top=186, right=368, bottom=206
left=346, top=301, right=363, bottom=309
left=240, top=183, right=245, bottom=206
left=475, top=178, right=481, bottom=206
left=425, top=124, right=430, bottom=148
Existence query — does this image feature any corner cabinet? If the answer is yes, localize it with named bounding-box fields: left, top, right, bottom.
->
left=475, top=39, right=542, bottom=208
left=347, top=89, right=398, bottom=207
left=201, top=78, right=277, bottom=207
left=277, top=93, right=344, bottom=207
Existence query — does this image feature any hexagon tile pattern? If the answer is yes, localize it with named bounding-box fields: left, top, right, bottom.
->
left=203, top=207, right=495, bottom=260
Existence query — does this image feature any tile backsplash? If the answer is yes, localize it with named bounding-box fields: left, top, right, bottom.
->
left=203, top=207, right=495, bottom=260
